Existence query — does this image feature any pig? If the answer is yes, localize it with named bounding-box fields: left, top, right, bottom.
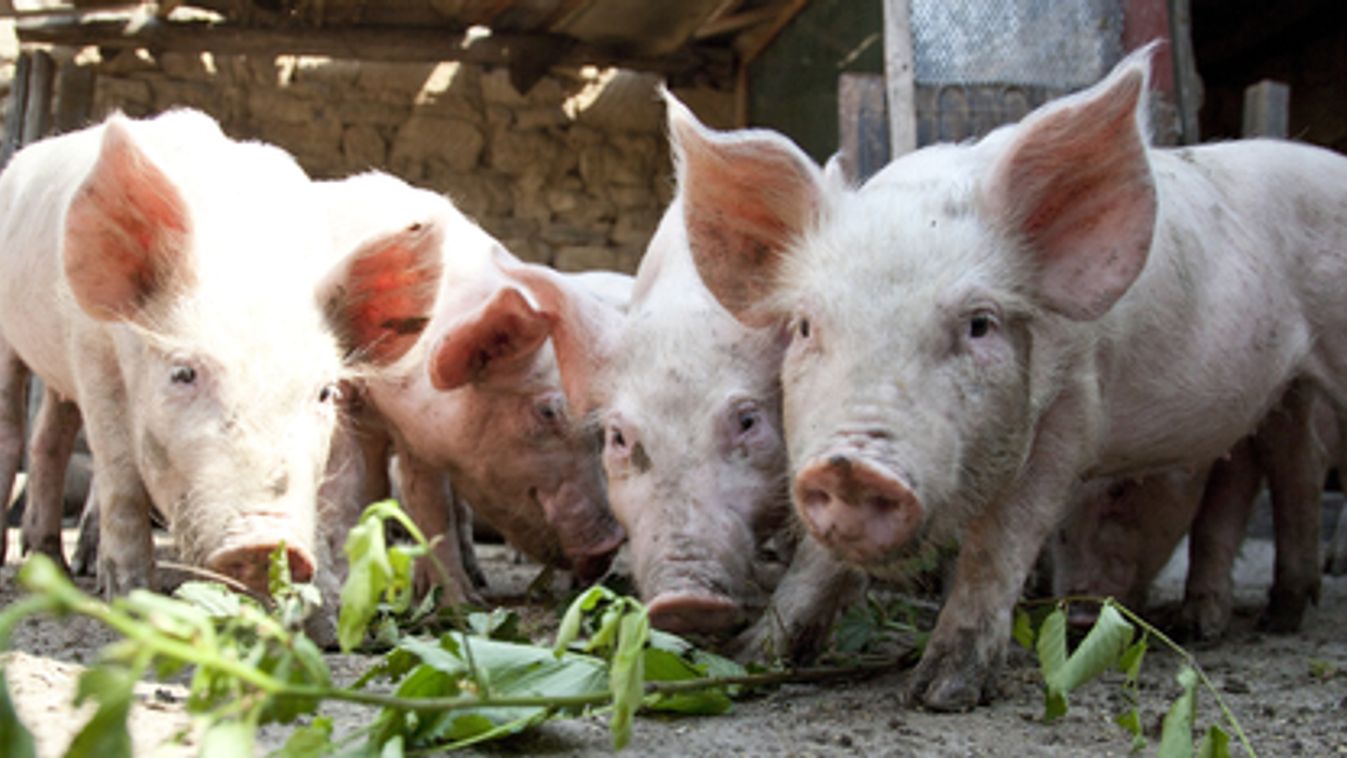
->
left=505, top=122, right=864, bottom=657
left=312, top=172, right=627, bottom=603
left=0, top=110, right=442, bottom=599
left=1054, top=379, right=1341, bottom=639
left=677, top=47, right=1347, bottom=710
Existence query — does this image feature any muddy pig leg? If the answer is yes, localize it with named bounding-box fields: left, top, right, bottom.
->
left=1253, top=382, right=1329, bottom=632
left=21, top=387, right=82, bottom=570
left=1179, top=438, right=1262, bottom=640
left=0, top=347, right=29, bottom=565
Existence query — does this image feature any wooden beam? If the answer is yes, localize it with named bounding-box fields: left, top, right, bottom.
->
left=0, top=53, right=33, bottom=170
left=15, top=15, right=716, bottom=75
left=21, top=49, right=56, bottom=144
left=882, top=0, right=916, bottom=156
left=838, top=72, right=889, bottom=184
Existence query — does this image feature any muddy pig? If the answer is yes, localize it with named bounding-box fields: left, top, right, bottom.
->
left=679, top=47, right=1347, bottom=710
left=313, top=172, right=627, bottom=603
left=0, top=110, right=442, bottom=598
left=1054, top=380, right=1341, bottom=638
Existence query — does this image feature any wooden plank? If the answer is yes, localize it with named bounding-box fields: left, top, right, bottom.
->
left=15, top=16, right=716, bottom=74
left=0, top=53, right=33, bottom=170
left=882, top=0, right=915, bottom=158
left=21, top=49, right=56, bottom=144
left=54, top=57, right=97, bottom=134
left=837, top=72, right=888, bottom=184
left=1242, top=80, right=1290, bottom=139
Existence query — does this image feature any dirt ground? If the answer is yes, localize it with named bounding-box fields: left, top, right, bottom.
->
left=1, top=522, right=1344, bottom=757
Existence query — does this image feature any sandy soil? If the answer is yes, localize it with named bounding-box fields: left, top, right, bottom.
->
left=1, top=527, right=1344, bottom=757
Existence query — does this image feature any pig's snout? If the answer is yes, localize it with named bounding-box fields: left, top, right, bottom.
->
left=206, top=543, right=316, bottom=596
left=646, top=591, right=742, bottom=636
left=794, top=454, right=923, bottom=564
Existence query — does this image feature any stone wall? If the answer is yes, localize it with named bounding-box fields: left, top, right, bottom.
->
left=4, top=36, right=735, bottom=273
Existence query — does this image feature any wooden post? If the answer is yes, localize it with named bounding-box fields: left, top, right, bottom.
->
left=1166, top=0, right=1201, bottom=144
left=838, top=72, right=889, bottom=184
left=1241, top=80, right=1290, bottom=139
left=21, top=48, right=56, bottom=144
left=0, top=52, right=32, bottom=169
left=54, top=54, right=97, bottom=134
left=882, top=0, right=916, bottom=157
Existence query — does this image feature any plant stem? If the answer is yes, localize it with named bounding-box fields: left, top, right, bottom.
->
left=1068, top=597, right=1257, bottom=758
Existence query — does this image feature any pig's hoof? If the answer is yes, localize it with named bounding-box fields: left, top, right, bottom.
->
left=1175, top=595, right=1231, bottom=642
left=904, top=641, right=999, bottom=712
left=21, top=533, right=71, bottom=575
left=1258, top=585, right=1315, bottom=634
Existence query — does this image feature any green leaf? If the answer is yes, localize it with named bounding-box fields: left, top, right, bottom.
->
left=1036, top=607, right=1068, bottom=722
left=201, top=720, right=255, bottom=758
left=67, top=666, right=136, bottom=758
left=554, top=586, right=609, bottom=656
left=1158, top=665, right=1199, bottom=758
left=1052, top=603, right=1134, bottom=694
left=1012, top=608, right=1035, bottom=650
left=608, top=606, right=650, bottom=750
left=273, top=716, right=334, bottom=758
left=0, top=669, right=36, bottom=758
left=174, top=582, right=244, bottom=619
left=339, top=504, right=396, bottom=652
left=1196, top=723, right=1230, bottom=758
left=1118, top=635, right=1147, bottom=682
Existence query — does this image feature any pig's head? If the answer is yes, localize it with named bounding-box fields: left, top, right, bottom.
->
left=62, top=115, right=442, bottom=594
left=678, top=52, right=1159, bottom=567
left=547, top=199, right=794, bottom=637
left=424, top=251, right=627, bottom=581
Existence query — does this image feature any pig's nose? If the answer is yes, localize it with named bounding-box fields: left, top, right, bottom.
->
left=206, top=543, right=316, bottom=595
left=646, top=592, right=742, bottom=636
left=793, top=454, right=923, bottom=563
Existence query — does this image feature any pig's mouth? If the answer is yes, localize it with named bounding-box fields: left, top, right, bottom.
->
left=531, top=484, right=626, bottom=582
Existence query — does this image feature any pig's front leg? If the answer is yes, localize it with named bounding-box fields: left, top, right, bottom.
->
left=21, top=387, right=83, bottom=570
left=89, top=435, right=155, bottom=596
left=393, top=447, right=480, bottom=606
left=730, top=531, right=865, bottom=663
left=908, top=391, right=1092, bottom=712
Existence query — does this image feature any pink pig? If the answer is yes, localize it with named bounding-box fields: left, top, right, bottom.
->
left=0, top=110, right=442, bottom=598
left=313, top=172, right=627, bottom=602
left=680, top=47, right=1347, bottom=710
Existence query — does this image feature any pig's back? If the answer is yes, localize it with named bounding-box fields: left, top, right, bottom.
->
left=1092, top=139, right=1347, bottom=474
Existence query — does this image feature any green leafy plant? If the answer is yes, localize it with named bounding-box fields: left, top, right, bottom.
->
left=0, top=500, right=890, bottom=756
left=1016, top=599, right=1255, bottom=758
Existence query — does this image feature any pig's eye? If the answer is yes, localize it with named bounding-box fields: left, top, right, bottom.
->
left=318, top=383, right=342, bottom=404
left=797, top=318, right=812, bottom=340
left=968, top=311, right=999, bottom=339
left=607, top=425, right=627, bottom=450
left=169, top=365, right=197, bottom=385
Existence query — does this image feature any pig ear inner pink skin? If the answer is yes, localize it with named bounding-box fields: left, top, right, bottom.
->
left=321, top=219, right=444, bottom=367
left=63, top=116, right=195, bottom=323
left=496, top=260, right=625, bottom=417
left=665, top=92, right=825, bottom=329
left=981, top=62, right=1157, bottom=322
left=429, top=285, right=551, bottom=391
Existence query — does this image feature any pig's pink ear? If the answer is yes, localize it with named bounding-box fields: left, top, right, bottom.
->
left=503, top=261, right=626, bottom=416
left=983, top=57, right=1156, bottom=321
left=429, top=286, right=551, bottom=390
left=666, top=92, right=823, bottom=327
left=63, top=116, right=193, bottom=322
left=322, top=220, right=443, bottom=366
